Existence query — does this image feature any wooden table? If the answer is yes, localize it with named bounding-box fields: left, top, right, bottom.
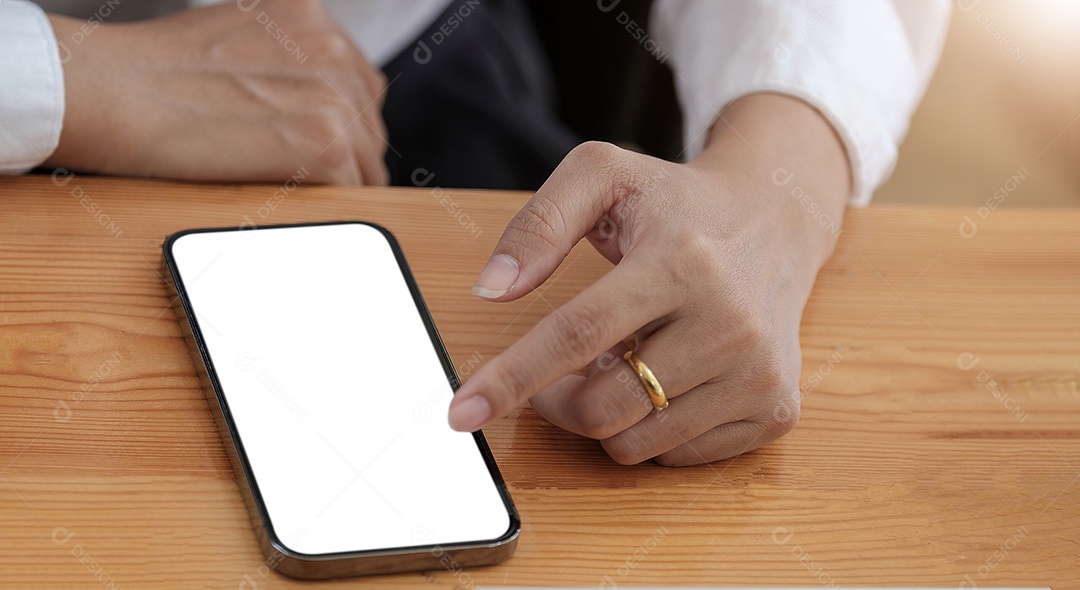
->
left=0, top=175, right=1076, bottom=588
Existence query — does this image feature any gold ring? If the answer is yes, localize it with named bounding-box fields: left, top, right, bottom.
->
left=623, top=350, right=669, bottom=412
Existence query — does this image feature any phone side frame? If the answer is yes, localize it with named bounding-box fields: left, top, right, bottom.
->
left=160, top=220, right=520, bottom=580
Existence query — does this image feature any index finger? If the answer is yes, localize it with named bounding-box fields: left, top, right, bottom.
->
left=447, top=257, right=681, bottom=431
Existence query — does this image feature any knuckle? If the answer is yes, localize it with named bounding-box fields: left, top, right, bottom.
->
left=753, top=413, right=796, bottom=450
left=765, top=380, right=801, bottom=434
left=670, top=230, right=725, bottom=287
left=758, top=373, right=801, bottom=441
left=292, top=0, right=327, bottom=17
left=566, top=141, right=639, bottom=202
left=570, top=393, right=622, bottom=440
left=315, top=34, right=353, bottom=60
left=547, top=305, right=610, bottom=365
left=308, top=112, right=344, bottom=142
left=749, top=349, right=790, bottom=395
left=480, top=360, right=530, bottom=410
left=568, top=140, right=624, bottom=168
left=276, top=0, right=328, bottom=26
left=739, top=420, right=776, bottom=452
left=274, top=119, right=340, bottom=182
left=773, top=396, right=801, bottom=435
left=315, top=137, right=352, bottom=171
left=717, top=308, right=770, bottom=361
left=311, top=114, right=343, bottom=143
left=602, top=432, right=651, bottom=465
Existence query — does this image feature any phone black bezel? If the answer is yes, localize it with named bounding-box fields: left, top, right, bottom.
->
left=162, top=220, right=520, bottom=577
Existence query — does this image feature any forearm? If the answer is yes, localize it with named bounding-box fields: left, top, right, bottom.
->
left=43, top=15, right=113, bottom=173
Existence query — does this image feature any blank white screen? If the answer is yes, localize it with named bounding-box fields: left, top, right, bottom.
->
left=170, top=223, right=511, bottom=556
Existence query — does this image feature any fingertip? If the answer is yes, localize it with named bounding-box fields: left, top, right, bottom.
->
left=448, top=395, right=492, bottom=432
left=471, top=254, right=520, bottom=300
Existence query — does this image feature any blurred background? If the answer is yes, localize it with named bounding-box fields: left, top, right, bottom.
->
left=876, top=0, right=1080, bottom=207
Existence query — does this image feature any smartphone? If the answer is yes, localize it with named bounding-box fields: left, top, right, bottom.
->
left=161, top=221, right=519, bottom=579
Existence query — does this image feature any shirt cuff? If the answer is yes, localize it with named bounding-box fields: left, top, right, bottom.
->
left=0, top=0, right=65, bottom=174
left=653, top=0, right=944, bottom=206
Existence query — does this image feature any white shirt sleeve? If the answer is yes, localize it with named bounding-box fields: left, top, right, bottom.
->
left=0, top=0, right=65, bottom=174
left=651, top=0, right=950, bottom=205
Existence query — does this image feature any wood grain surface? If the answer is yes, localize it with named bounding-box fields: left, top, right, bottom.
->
left=0, top=175, right=1077, bottom=588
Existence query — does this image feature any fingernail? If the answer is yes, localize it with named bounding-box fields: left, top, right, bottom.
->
left=448, top=395, right=492, bottom=432
left=471, top=254, right=519, bottom=299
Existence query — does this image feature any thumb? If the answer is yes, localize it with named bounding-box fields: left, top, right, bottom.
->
left=471, top=142, right=629, bottom=301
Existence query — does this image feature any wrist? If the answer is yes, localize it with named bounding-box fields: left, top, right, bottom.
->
left=43, top=15, right=120, bottom=173
left=689, top=93, right=851, bottom=272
